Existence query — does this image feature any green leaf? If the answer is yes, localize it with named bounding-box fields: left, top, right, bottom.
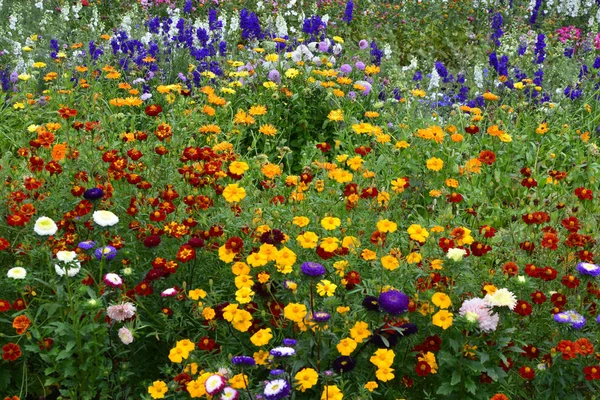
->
left=436, top=382, right=454, bottom=395
left=451, top=369, right=461, bottom=386
left=464, top=377, right=477, bottom=394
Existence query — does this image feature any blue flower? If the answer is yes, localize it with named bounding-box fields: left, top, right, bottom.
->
left=342, top=1, right=354, bottom=24
left=378, top=290, right=409, bottom=315
left=576, top=262, right=600, bottom=277
left=94, top=246, right=117, bottom=261
left=231, top=356, right=256, bottom=366
left=300, top=262, right=326, bottom=277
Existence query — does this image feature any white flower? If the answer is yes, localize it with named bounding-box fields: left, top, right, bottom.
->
left=34, top=216, right=58, bottom=236
left=56, top=250, right=77, bottom=263
left=485, top=288, right=517, bottom=310
left=55, top=264, right=81, bottom=277
left=93, top=210, right=119, bottom=227
left=118, top=327, right=134, bottom=345
left=7, top=267, right=27, bottom=279
left=446, top=248, right=467, bottom=262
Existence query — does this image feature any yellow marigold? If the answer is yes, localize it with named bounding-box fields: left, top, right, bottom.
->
left=188, top=289, right=207, bottom=300
left=407, top=224, right=429, bottom=242
left=377, top=219, right=397, bottom=233
left=320, top=237, right=340, bottom=253
left=431, top=292, right=452, bottom=309
left=432, top=310, right=453, bottom=330
left=292, top=216, right=310, bottom=227
left=297, top=232, right=319, bottom=248
left=391, top=178, right=408, bottom=193
left=381, top=255, right=400, bottom=271
left=483, top=92, right=499, bottom=101
left=364, top=381, right=378, bottom=392
left=361, top=249, right=377, bottom=261
left=406, top=252, right=422, bottom=264
left=375, top=366, right=395, bottom=382
left=284, top=303, right=308, bottom=323
left=364, top=111, right=380, bottom=118
left=431, top=259, right=444, bottom=270
left=229, top=161, right=249, bottom=175
left=250, top=328, right=273, bottom=346
left=418, top=351, right=438, bottom=373
left=429, top=189, right=442, bottom=197
left=321, top=216, right=341, bottom=230
left=465, top=158, right=482, bottom=174
left=295, top=368, right=318, bottom=392
left=202, top=307, right=215, bottom=320
left=249, top=105, right=267, bottom=115
left=350, top=321, right=371, bottom=343
left=395, top=140, right=410, bottom=149
left=426, top=157, right=444, bottom=171
left=336, top=338, right=357, bottom=356
left=233, top=110, right=256, bottom=125
left=232, top=262, right=250, bottom=276
left=261, top=163, right=282, bottom=179
left=370, top=348, right=395, bottom=368
left=222, top=184, right=246, bottom=203
left=218, top=245, right=235, bottom=264
left=148, top=380, right=168, bottom=399
left=411, top=89, right=426, bottom=97
left=316, top=280, right=337, bottom=297
left=346, top=156, right=364, bottom=171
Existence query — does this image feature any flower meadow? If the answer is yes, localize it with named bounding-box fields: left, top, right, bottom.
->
left=2, top=0, right=600, bottom=399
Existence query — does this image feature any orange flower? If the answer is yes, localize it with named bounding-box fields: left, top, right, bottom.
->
left=12, top=315, right=31, bottom=335
left=51, top=143, right=68, bottom=161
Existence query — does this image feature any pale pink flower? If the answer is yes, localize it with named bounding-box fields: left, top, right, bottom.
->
left=106, top=302, right=136, bottom=322
left=459, top=298, right=499, bottom=332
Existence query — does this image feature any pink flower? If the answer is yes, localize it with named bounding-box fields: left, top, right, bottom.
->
left=106, top=302, right=136, bottom=322
left=161, top=287, right=177, bottom=297
left=118, top=327, right=134, bottom=345
left=103, top=273, right=123, bottom=288
left=459, top=298, right=499, bottom=332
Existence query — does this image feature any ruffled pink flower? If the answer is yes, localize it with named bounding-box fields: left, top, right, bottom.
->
left=459, top=298, right=499, bottom=332
left=106, top=302, right=136, bottom=322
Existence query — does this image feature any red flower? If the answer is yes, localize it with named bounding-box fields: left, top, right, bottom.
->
left=471, top=242, right=492, bottom=257
left=343, top=270, right=361, bottom=289
left=551, top=293, right=567, bottom=307
left=561, top=274, right=580, bottom=289
left=584, top=366, right=600, bottom=381
left=519, top=366, right=535, bottom=380
left=541, top=233, right=559, bottom=250
left=135, top=281, right=153, bottom=296
left=557, top=340, right=579, bottom=360
left=2, top=343, right=22, bottom=361
left=38, top=337, right=54, bottom=351
left=530, top=290, right=546, bottom=304
left=58, top=107, right=78, bottom=119
left=7, top=214, right=29, bottom=227
left=578, top=250, right=594, bottom=263
left=197, top=336, right=219, bottom=352
left=354, top=145, right=371, bottom=156
left=574, top=187, right=593, bottom=201
left=0, top=299, right=10, bottom=312
left=225, top=237, right=244, bottom=253
left=360, top=186, right=378, bottom=199
left=502, top=262, right=519, bottom=276
left=520, top=167, right=532, bottom=176
left=465, top=125, right=479, bottom=134
left=514, top=300, right=532, bottom=316
left=561, top=216, right=581, bottom=233
left=438, top=237, right=455, bottom=252
left=145, top=104, right=163, bottom=117
left=176, top=245, right=196, bottom=263
left=479, top=225, right=496, bottom=238
left=316, top=142, right=331, bottom=152
left=521, top=177, right=538, bottom=188
left=478, top=150, right=496, bottom=165
left=415, top=360, right=431, bottom=376
left=522, top=344, right=540, bottom=360
left=519, top=241, right=535, bottom=253
left=447, top=192, right=463, bottom=203
left=539, top=266, right=557, bottom=281
left=490, top=395, right=509, bottom=400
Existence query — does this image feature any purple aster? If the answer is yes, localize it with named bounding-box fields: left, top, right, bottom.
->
left=231, top=356, right=256, bottom=366
left=263, top=379, right=290, bottom=400
left=355, top=61, right=365, bottom=70
left=268, top=69, right=281, bottom=83
left=340, top=64, right=352, bottom=74
left=576, top=262, right=600, bottom=277
left=95, top=246, right=117, bottom=260
left=282, top=338, right=297, bottom=347
left=301, top=262, right=326, bottom=277
left=270, top=369, right=285, bottom=376
left=83, top=187, right=104, bottom=200
left=566, top=310, right=586, bottom=329
left=269, top=347, right=295, bottom=357
left=378, top=290, right=409, bottom=315
left=312, top=311, right=331, bottom=323
left=358, top=39, right=369, bottom=50
left=553, top=312, right=571, bottom=323
left=78, top=240, right=96, bottom=250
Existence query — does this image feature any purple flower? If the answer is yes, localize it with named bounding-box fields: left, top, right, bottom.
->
left=566, top=310, right=586, bottom=329
left=342, top=1, right=354, bottom=24
left=332, top=356, right=356, bottom=373
left=355, top=61, right=365, bottom=70
left=358, top=40, right=369, bottom=50
left=264, top=379, right=290, bottom=400
left=340, top=64, right=352, bottom=74
left=232, top=356, right=256, bottom=366
left=347, top=91, right=357, bottom=100
left=354, top=80, right=372, bottom=96
left=268, top=69, right=281, bottom=83
left=269, top=347, right=295, bottom=357
left=83, top=187, right=104, bottom=201
left=282, top=338, right=297, bottom=347
left=553, top=312, right=571, bottom=323
left=318, top=41, right=330, bottom=52
left=95, top=246, right=117, bottom=260
left=312, top=311, right=331, bottom=322
left=78, top=240, right=96, bottom=250
left=378, top=290, right=409, bottom=315
left=269, top=369, right=285, bottom=376
left=576, top=262, right=600, bottom=277
left=301, top=262, right=326, bottom=277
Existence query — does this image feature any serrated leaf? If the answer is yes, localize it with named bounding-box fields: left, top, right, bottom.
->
left=451, top=369, right=461, bottom=385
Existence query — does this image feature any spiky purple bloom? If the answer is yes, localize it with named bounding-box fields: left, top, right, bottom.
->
left=231, top=356, right=256, bottom=366
left=312, top=311, right=331, bottom=322
left=95, top=246, right=117, bottom=260
left=342, top=1, right=354, bottom=24
left=301, top=262, right=326, bottom=277
left=78, top=240, right=96, bottom=250
left=83, top=187, right=104, bottom=200
left=378, top=290, right=409, bottom=315
left=576, top=262, right=600, bottom=277
left=263, top=379, right=290, bottom=400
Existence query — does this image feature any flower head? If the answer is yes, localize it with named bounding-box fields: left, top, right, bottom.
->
left=34, top=216, right=58, bottom=236
left=264, top=379, right=291, bottom=400
left=7, top=267, right=27, bottom=279
left=459, top=298, right=499, bottom=332
left=576, top=262, right=600, bottom=277
left=106, top=302, right=136, bottom=321
left=93, top=210, right=119, bottom=227
left=118, top=327, right=134, bottom=344
left=485, top=288, right=517, bottom=310
left=103, top=273, right=123, bottom=288
left=378, top=290, right=409, bottom=315
left=95, top=246, right=117, bottom=260
left=300, top=262, right=326, bottom=277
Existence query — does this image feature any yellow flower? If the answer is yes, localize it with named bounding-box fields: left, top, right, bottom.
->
left=336, top=337, right=357, bottom=355
left=346, top=156, right=364, bottom=171
left=406, top=252, right=422, bottom=264
left=375, top=366, right=395, bottom=382
left=364, top=381, right=378, bottom=392
left=33, top=62, right=47, bottom=68
left=361, top=249, right=377, bottom=261
left=336, top=306, right=350, bottom=314
left=391, top=178, right=407, bottom=193
left=407, top=224, right=429, bottom=242
left=168, top=345, right=190, bottom=363
left=426, top=157, right=444, bottom=171
left=381, top=255, right=400, bottom=271
left=342, top=236, right=359, bottom=249
left=254, top=350, right=270, bottom=365
left=483, top=92, right=499, bottom=101
left=418, top=351, right=438, bottom=373
left=350, top=321, right=371, bottom=343
left=189, top=289, right=207, bottom=300
left=285, top=68, right=300, bottom=78
left=229, top=373, right=249, bottom=389
left=261, top=163, right=282, bottom=179
left=259, top=124, right=278, bottom=136
left=235, top=287, right=255, bottom=304
left=333, top=36, right=344, bottom=43
left=376, top=219, right=397, bottom=233
left=148, top=380, right=168, bottom=399
left=395, top=140, right=410, bottom=149
left=232, top=262, right=250, bottom=276
left=320, top=237, right=340, bottom=253
left=321, top=216, right=341, bottom=230
left=327, top=109, right=344, bottom=121
left=218, top=245, right=236, bottom=263
left=250, top=328, right=273, bottom=346
left=284, top=303, right=308, bottom=323
left=187, top=376, right=207, bottom=397
left=431, top=259, right=444, bottom=270
left=246, top=252, right=268, bottom=267
left=293, top=216, right=310, bottom=227
left=295, top=368, right=319, bottom=392
left=445, top=178, right=459, bottom=188
left=202, top=307, right=215, bottom=320
left=370, top=348, right=395, bottom=368
left=275, top=247, right=296, bottom=273
left=431, top=292, right=452, bottom=309
left=316, top=280, right=337, bottom=297
left=231, top=309, right=253, bottom=332
left=321, top=385, right=344, bottom=400
left=222, top=184, right=246, bottom=203
left=297, top=231, right=319, bottom=248
left=229, top=161, right=249, bottom=175
left=432, top=310, right=454, bottom=330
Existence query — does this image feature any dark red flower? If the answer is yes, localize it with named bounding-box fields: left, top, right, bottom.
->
left=574, top=187, right=593, bottom=201
left=530, top=290, right=547, bottom=304
left=2, top=343, right=21, bottom=361
left=514, top=300, right=532, bottom=316
left=561, top=274, right=580, bottom=289
left=415, top=360, right=431, bottom=376
left=519, top=366, right=535, bottom=380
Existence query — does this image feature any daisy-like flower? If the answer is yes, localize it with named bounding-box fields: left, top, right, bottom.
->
left=576, top=262, right=600, bottom=277
left=7, top=267, right=27, bottom=279
left=78, top=240, right=96, bottom=250
left=34, top=216, right=58, bottom=236
left=95, top=246, right=117, bottom=260
left=220, top=387, right=239, bottom=400
left=161, top=288, right=178, bottom=297
left=92, top=210, right=119, bottom=227
left=205, top=374, right=227, bottom=396
left=565, top=310, right=586, bottom=329
left=106, top=302, right=136, bottom=322
left=553, top=312, right=571, bottom=323
left=485, top=288, right=517, bottom=310
left=103, top=273, right=123, bottom=288
left=56, top=250, right=78, bottom=263
left=270, top=347, right=296, bottom=357
left=231, top=356, right=255, bottom=366
left=459, top=298, right=499, bottom=332
left=264, top=379, right=291, bottom=400
left=55, top=264, right=81, bottom=277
